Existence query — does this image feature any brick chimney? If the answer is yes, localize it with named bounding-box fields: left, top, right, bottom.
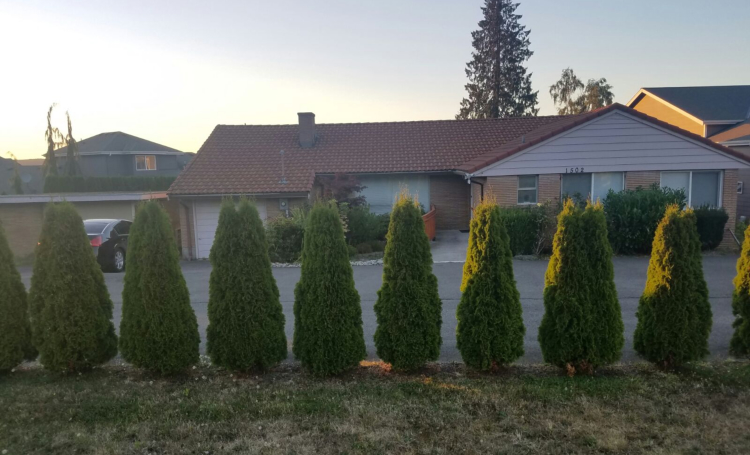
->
left=298, top=112, right=316, bottom=148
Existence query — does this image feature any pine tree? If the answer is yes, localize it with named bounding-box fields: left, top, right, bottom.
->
left=731, top=224, right=750, bottom=356
left=538, top=200, right=623, bottom=374
left=119, top=201, right=199, bottom=374
left=0, top=223, right=36, bottom=372
left=207, top=199, right=287, bottom=370
left=456, top=200, right=524, bottom=370
left=293, top=202, right=366, bottom=376
left=28, top=203, right=117, bottom=372
left=634, top=205, right=712, bottom=369
left=374, top=193, right=442, bottom=370
left=457, top=0, right=538, bottom=119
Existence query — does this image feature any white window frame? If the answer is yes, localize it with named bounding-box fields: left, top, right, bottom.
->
left=517, top=175, right=538, bottom=205
left=660, top=170, right=724, bottom=208
left=560, top=172, right=626, bottom=201
left=136, top=155, right=157, bottom=171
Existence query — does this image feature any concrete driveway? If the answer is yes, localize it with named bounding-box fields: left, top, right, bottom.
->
left=18, top=254, right=739, bottom=364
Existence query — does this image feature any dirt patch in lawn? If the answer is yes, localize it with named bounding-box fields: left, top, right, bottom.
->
left=1, top=361, right=749, bottom=454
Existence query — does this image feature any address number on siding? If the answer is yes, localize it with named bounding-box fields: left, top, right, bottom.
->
left=565, top=167, right=585, bottom=173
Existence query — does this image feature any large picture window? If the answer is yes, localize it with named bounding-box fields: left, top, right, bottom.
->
left=136, top=155, right=157, bottom=171
left=661, top=171, right=722, bottom=207
left=561, top=172, right=624, bottom=201
left=517, top=175, right=538, bottom=204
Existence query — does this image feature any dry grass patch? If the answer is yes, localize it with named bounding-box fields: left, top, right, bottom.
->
left=1, top=361, right=749, bottom=454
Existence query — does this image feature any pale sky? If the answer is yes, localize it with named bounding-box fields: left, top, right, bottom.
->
left=1, top=0, right=749, bottom=159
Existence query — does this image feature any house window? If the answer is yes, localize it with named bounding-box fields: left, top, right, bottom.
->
left=517, top=175, right=538, bottom=204
left=136, top=155, right=157, bottom=171
left=562, top=172, right=624, bottom=201
left=661, top=171, right=722, bottom=207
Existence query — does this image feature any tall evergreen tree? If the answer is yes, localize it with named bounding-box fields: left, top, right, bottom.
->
left=731, top=223, right=750, bottom=356
left=456, top=199, right=524, bottom=370
left=374, top=193, right=442, bottom=370
left=293, top=202, right=366, bottom=376
left=634, top=205, right=712, bottom=369
left=28, top=203, right=117, bottom=372
left=207, top=199, right=287, bottom=370
left=457, top=0, right=538, bottom=119
left=119, top=201, right=200, bottom=374
left=538, top=200, right=623, bottom=374
left=0, top=222, right=36, bottom=372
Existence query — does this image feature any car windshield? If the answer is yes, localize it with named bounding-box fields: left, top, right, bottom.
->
left=84, top=221, right=110, bottom=235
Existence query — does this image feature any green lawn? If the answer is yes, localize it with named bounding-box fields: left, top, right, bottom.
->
left=2, top=361, right=750, bottom=454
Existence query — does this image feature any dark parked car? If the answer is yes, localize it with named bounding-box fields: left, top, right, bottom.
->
left=84, top=219, right=132, bottom=273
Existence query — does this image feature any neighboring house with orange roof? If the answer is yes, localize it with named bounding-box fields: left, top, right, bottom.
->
left=628, top=85, right=750, bottom=217
left=169, top=104, right=749, bottom=258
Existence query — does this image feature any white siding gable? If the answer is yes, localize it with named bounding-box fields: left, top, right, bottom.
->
left=475, top=111, right=749, bottom=177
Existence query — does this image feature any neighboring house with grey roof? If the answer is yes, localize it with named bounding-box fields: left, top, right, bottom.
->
left=170, top=103, right=748, bottom=259
left=50, top=131, right=194, bottom=177
left=628, top=85, right=750, bottom=218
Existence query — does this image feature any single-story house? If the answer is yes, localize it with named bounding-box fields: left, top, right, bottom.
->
left=169, top=103, right=749, bottom=259
left=0, top=192, right=171, bottom=260
left=627, top=85, right=750, bottom=217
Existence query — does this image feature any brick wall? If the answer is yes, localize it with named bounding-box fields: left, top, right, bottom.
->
left=625, top=171, right=660, bottom=190
left=720, top=169, right=739, bottom=250
left=484, top=174, right=561, bottom=207
left=539, top=174, right=561, bottom=204
left=485, top=176, right=516, bottom=206
left=737, top=169, right=750, bottom=220
left=0, top=204, right=44, bottom=259
left=429, top=174, right=470, bottom=230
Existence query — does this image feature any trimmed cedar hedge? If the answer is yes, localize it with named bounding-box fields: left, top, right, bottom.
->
left=374, top=193, right=442, bottom=371
left=293, top=202, right=366, bottom=376
left=119, top=201, right=200, bottom=374
left=538, top=200, right=624, bottom=375
left=634, top=205, right=712, bottom=369
left=0, top=222, right=36, bottom=372
left=28, top=203, right=118, bottom=372
left=207, top=199, right=287, bottom=371
left=731, top=223, right=750, bottom=357
left=44, top=175, right=176, bottom=193
left=457, top=200, right=524, bottom=370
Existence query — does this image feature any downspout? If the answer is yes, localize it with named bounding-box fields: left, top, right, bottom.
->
left=178, top=199, right=194, bottom=260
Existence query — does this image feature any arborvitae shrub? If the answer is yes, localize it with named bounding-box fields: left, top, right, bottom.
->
left=538, top=199, right=624, bottom=374
left=374, top=193, right=442, bottom=370
left=456, top=200, right=524, bottom=370
left=119, top=201, right=199, bottom=374
left=28, top=203, right=117, bottom=372
left=730, top=224, right=750, bottom=356
left=207, top=199, right=287, bottom=370
left=634, top=205, right=712, bottom=369
left=293, top=202, right=366, bottom=375
left=0, top=223, right=36, bottom=372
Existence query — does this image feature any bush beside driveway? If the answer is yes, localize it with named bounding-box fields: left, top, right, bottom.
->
left=18, top=254, right=739, bottom=364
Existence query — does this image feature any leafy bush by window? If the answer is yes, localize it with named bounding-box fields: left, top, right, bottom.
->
left=603, top=184, right=686, bottom=254
left=694, top=205, right=729, bottom=250
left=345, top=206, right=388, bottom=246
left=497, top=202, right=556, bottom=256
left=266, top=215, right=304, bottom=263
left=44, top=175, right=176, bottom=193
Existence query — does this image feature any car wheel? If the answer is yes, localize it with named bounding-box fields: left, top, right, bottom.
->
left=113, top=249, right=125, bottom=273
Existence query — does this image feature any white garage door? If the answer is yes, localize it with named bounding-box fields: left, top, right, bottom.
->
left=194, top=199, right=267, bottom=259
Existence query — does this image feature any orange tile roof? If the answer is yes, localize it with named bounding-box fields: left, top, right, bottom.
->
left=170, top=104, right=748, bottom=196
left=169, top=116, right=568, bottom=195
